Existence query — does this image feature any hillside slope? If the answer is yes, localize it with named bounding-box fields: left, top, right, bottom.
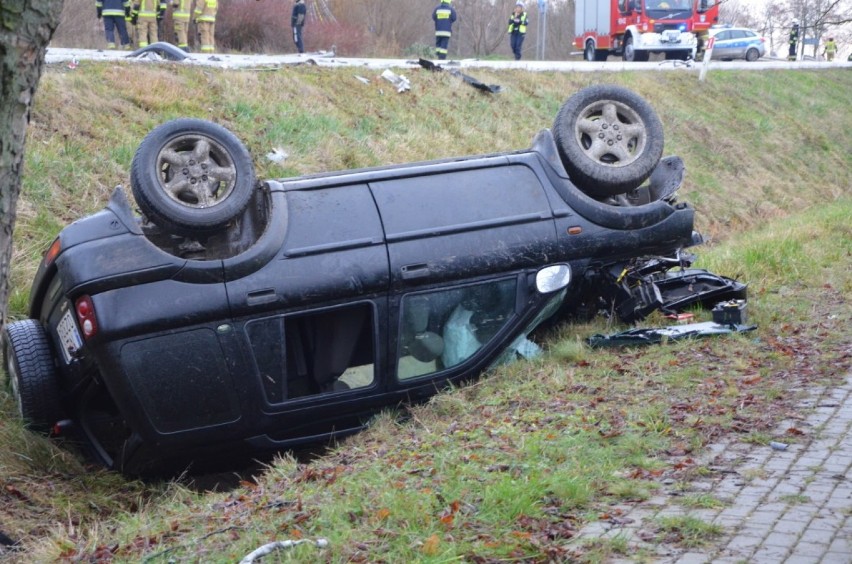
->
left=9, top=64, right=851, bottom=315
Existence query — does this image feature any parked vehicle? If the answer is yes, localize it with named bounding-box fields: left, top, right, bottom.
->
left=575, top=0, right=721, bottom=62
left=708, top=25, right=766, bottom=61
left=4, top=85, right=715, bottom=476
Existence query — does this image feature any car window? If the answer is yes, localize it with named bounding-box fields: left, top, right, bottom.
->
left=246, top=302, right=375, bottom=404
left=743, top=30, right=756, bottom=38
left=397, top=278, right=517, bottom=381
left=715, top=30, right=731, bottom=41
left=731, top=30, right=748, bottom=39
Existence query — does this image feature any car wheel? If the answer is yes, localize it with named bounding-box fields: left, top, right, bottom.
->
left=552, top=84, right=664, bottom=197
left=745, top=48, right=759, bottom=62
left=2, top=320, right=63, bottom=432
left=131, top=118, right=256, bottom=234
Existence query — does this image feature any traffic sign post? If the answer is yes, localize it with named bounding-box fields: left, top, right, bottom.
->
left=699, top=36, right=715, bottom=81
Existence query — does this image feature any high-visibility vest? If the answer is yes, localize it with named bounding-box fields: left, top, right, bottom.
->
left=508, top=12, right=528, bottom=34
left=172, top=0, right=191, bottom=20
left=133, top=0, right=165, bottom=20
left=194, top=0, right=217, bottom=23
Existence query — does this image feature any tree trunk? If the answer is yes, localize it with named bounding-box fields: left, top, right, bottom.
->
left=0, top=0, right=64, bottom=326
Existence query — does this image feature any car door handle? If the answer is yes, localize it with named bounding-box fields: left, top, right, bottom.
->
left=401, top=263, right=430, bottom=279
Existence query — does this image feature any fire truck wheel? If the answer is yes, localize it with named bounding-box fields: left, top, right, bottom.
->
left=622, top=36, right=649, bottom=62
left=131, top=119, right=256, bottom=235
left=553, top=84, right=664, bottom=197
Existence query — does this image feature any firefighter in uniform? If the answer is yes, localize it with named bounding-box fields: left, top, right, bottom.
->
left=788, top=19, right=799, bottom=61
left=126, top=7, right=137, bottom=48
left=171, top=0, right=192, bottom=51
left=132, top=0, right=166, bottom=47
left=432, top=0, right=457, bottom=60
left=508, top=2, right=529, bottom=61
left=97, top=0, right=132, bottom=49
left=194, top=0, right=218, bottom=54
left=292, top=0, right=307, bottom=54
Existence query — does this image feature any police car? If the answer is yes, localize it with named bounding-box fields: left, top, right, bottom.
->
left=709, top=25, right=766, bottom=61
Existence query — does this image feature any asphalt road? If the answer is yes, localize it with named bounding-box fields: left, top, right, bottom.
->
left=45, top=45, right=851, bottom=73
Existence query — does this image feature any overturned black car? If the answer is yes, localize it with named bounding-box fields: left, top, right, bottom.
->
left=2, top=85, right=743, bottom=475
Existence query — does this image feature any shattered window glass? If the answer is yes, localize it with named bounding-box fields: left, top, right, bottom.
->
left=398, top=279, right=517, bottom=381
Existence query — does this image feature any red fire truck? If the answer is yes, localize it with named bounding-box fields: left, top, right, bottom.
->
left=575, top=0, right=721, bottom=62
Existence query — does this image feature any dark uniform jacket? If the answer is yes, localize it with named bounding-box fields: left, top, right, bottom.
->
left=433, top=1, right=457, bottom=37
left=292, top=1, right=306, bottom=27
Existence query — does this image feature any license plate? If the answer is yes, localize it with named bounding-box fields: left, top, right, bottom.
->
left=57, top=310, right=83, bottom=364
left=663, top=30, right=681, bottom=43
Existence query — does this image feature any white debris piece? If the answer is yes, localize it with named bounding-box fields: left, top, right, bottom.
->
left=354, top=75, right=371, bottom=84
left=380, top=69, right=410, bottom=93
left=239, top=538, right=329, bottom=563
left=265, top=147, right=289, bottom=164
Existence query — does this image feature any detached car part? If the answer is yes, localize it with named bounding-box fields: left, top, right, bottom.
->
left=3, top=85, right=710, bottom=475
left=587, top=321, right=757, bottom=348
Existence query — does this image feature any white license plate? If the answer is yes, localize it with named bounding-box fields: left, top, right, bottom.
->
left=57, top=310, right=83, bottom=364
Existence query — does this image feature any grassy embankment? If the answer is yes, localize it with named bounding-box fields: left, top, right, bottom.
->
left=1, top=63, right=850, bottom=562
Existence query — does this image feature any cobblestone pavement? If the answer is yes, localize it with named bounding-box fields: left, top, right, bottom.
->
left=576, top=374, right=852, bottom=563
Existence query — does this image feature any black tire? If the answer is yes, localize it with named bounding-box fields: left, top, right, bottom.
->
left=584, top=40, right=596, bottom=62
left=745, top=48, right=759, bottom=62
left=553, top=84, right=664, bottom=197
left=2, top=320, right=63, bottom=432
left=130, top=118, right=256, bottom=234
left=622, top=36, right=649, bottom=62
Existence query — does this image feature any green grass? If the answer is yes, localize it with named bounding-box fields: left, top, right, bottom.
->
left=656, top=515, right=725, bottom=548
left=1, top=64, right=850, bottom=561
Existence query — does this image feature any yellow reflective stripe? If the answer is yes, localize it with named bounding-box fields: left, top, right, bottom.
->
left=102, top=9, right=125, bottom=15
left=436, top=31, right=452, bottom=37
left=436, top=9, right=452, bottom=18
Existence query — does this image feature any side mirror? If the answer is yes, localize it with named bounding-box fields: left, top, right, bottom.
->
left=535, top=264, right=572, bottom=294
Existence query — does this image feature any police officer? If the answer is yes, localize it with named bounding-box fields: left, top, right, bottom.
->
left=292, top=0, right=307, bottom=54
left=433, top=0, right=457, bottom=60
left=823, top=37, right=837, bottom=61
left=97, top=0, right=132, bottom=49
left=508, top=2, right=529, bottom=61
left=194, top=0, right=218, bottom=53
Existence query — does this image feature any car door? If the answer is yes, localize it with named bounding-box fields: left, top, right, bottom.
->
left=370, top=161, right=557, bottom=292
left=712, top=30, right=732, bottom=59
left=729, top=29, right=749, bottom=58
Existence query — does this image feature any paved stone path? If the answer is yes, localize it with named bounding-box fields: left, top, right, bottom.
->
left=576, top=374, right=852, bottom=563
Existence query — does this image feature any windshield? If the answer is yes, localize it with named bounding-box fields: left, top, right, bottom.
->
left=643, top=0, right=692, bottom=18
